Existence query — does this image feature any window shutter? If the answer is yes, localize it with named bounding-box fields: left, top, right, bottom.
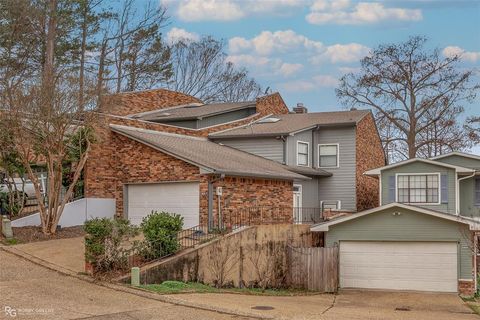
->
left=441, top=174, right=448, bottom=204
left=388, top=175, right=396, bottom=203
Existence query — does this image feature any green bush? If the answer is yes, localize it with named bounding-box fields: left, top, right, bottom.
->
left=140, top=211, right=183, bottom=259
left=84, top=217, right=138, bottom=273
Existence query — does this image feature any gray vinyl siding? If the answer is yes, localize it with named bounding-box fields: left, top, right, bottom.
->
left=214, top=137, right=284, bottom=163
left=460, top=178, right=480, bottom=219
left=316, top=127, right=356, bottom=211
left=435, top=155, right=480, bottom=170
left=198, top=107, right=256, bottom=128
left=286, top=130, right=313, bottom=167
left=381, top=162, right=456, bottom=214
left=434, top=155, right=480, bottom=218
left=324, top=207, right=473, bottom=280
left=156, top=107, right=256, bottom=129
left=294, top=178, right=319, bottom=208
left=160, top=120, right=198, bottom=128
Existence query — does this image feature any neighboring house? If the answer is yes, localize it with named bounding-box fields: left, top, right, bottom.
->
left=209, top=108, right=385, bottom=213
left=312, top=152, right=480, bottom=295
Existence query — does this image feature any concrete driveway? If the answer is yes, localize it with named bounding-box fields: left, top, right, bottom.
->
left=12, top=236, right=85, bottom=273
left=0, top=250, right=250, bottom=320
left=169, top=289, right=478, bottom=320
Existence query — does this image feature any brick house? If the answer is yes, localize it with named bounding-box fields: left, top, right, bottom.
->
left=84, top=88, right=385, bottom=229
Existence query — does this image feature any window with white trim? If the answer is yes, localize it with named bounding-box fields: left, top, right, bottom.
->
left=297, top=141, right=309, bottom=166
left=397, top=174, right=439, bottom=204
left=318, top=144, right=338, bottom=168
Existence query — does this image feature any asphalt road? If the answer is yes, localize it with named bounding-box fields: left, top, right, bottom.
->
left=0, top=250, right=252, bottom=320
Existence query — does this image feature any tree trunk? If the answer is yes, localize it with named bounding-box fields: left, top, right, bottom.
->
left=43, top=0, right=57, bottom=89
left=78, top=1, right=88, bottom=108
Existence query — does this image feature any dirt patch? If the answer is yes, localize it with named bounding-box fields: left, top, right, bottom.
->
left=5, top=226, right=85, bottom=244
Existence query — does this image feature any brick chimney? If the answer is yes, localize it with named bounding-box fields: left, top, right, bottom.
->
left=293, top=102, right=308, bottom=114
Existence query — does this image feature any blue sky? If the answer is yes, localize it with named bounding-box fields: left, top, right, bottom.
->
left=161, top=0, right=480, bottom=120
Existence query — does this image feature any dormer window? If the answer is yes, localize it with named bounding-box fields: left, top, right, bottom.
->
left=297, top=141, right=309, bottom=167
left=397, top=174, right=440, bottom=204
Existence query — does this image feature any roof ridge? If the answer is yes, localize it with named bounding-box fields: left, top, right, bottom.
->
left=109, top=124, right=208, bottom=141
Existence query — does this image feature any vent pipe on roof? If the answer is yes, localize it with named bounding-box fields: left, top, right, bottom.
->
left=293, top=103, right=308, bottom=114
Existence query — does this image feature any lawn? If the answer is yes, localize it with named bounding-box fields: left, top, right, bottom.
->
left=140, top=280, right=316, bottom=296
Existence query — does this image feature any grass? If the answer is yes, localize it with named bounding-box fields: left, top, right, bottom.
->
left=1, top=238, right=20, bottom=245
left=466, top=302, right=480, bottom=315
left=139, top=280, right=316, bottom=296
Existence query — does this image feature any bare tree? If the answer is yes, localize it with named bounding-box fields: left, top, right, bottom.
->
left=94, top=0, right=170, bottom=95
left=337, top=36, right=479, bottom=161
left=169, top=37, right=262, bottom=103
left=205, top=240, right=238, bottom=288
left=0, top=75, right=96, bottom=234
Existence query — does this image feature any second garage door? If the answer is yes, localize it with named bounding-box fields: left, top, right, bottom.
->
left=127, top=182, right=200, bottom=229
left=339, top=241, right=458, bottom=292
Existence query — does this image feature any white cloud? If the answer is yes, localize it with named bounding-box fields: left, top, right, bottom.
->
left=443, top=46, right=480, bottom=63
left=174, top=0, right=244, bottom=21
left=339, top=66, right=361, bottom=74
left=166, top=27, right=200, bottom=44
left=167, top=0, right=303, bottom=22
left=280, top=74, right=339, bottom=92
left=311, top=43, right=370, bottom=64
left=306, top=0, right=423, bottom=25
left=226, top=54, right=271, bottom=67
left=229, top=30, right=323, bottom=56
left=278, top=63, right=303, bottom=76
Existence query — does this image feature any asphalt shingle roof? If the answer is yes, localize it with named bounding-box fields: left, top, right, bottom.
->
left=110, top=124, right=308, bottom=181
left=209, top=109, right=371, bottom=138
left=130, top=101, right=256, bottom=121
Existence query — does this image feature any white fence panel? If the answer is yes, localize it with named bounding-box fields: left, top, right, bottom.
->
left=11, top=198, right=116, bottom=227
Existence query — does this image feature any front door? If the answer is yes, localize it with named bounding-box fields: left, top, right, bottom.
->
left=293, top=184, right=302, bottom=223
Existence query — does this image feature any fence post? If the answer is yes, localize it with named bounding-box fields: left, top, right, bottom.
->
left=131, top=267, right=140, bottom=287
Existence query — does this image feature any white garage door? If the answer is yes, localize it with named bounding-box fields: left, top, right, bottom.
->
left=127, top=182, right=200, bottom=229
left=339, top=241, right=458, bottom=292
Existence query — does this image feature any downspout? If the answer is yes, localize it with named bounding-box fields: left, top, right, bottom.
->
left=208, top=174, right=225, bottom=230
left=281, top=136, right=287, bottom=164
left=457, top=170, right=477, bottom=215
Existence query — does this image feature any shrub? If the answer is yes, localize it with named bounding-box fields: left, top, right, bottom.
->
left=84, top=217, right=138, bottom=273
left=140, top=211, right=183, bottom=259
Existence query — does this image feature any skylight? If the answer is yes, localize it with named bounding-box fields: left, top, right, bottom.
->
left=257, top=117, right=281, bottom=124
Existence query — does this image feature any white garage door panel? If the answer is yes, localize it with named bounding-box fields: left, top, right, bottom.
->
left=127, top=182, right=200, bottom=229
left=339, top=241, right=458, bottom=292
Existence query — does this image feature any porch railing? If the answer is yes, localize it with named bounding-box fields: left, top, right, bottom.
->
left=219, top=206, right=323, bottom=230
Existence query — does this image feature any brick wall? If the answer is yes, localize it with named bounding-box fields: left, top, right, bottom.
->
left=255, top=92, right=290, bottom=115
left=355, top=112, right=386, bottom=211
left=207, top=176, right=293, bottom=227
left=458, top=280, right=475, bottom=296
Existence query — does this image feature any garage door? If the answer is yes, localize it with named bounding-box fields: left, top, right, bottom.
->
left=127, top=182, right=199, bottom=229
left=339, top=241, right=458, bottom=292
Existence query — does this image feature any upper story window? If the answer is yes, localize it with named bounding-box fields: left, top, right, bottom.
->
left=475, top=178, right=480, bottom=206
left=318, top=144, right=339, bottom=168
left=397, top=174, right=440, bottom=204
left=297, top=141, right=309, bottom=166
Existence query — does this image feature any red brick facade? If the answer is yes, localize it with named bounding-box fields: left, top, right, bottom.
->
left=355, top=112, right=386, bottom=211
left=85, top=89, right=294, bottom=225
left=458, top=280, right=475, bottom=296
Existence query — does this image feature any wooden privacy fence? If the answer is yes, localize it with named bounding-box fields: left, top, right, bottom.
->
left=288, top=246, right=339, bottom=292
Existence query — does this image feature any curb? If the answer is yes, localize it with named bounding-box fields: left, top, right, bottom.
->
left=0, top=246, right=273, bottom=319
